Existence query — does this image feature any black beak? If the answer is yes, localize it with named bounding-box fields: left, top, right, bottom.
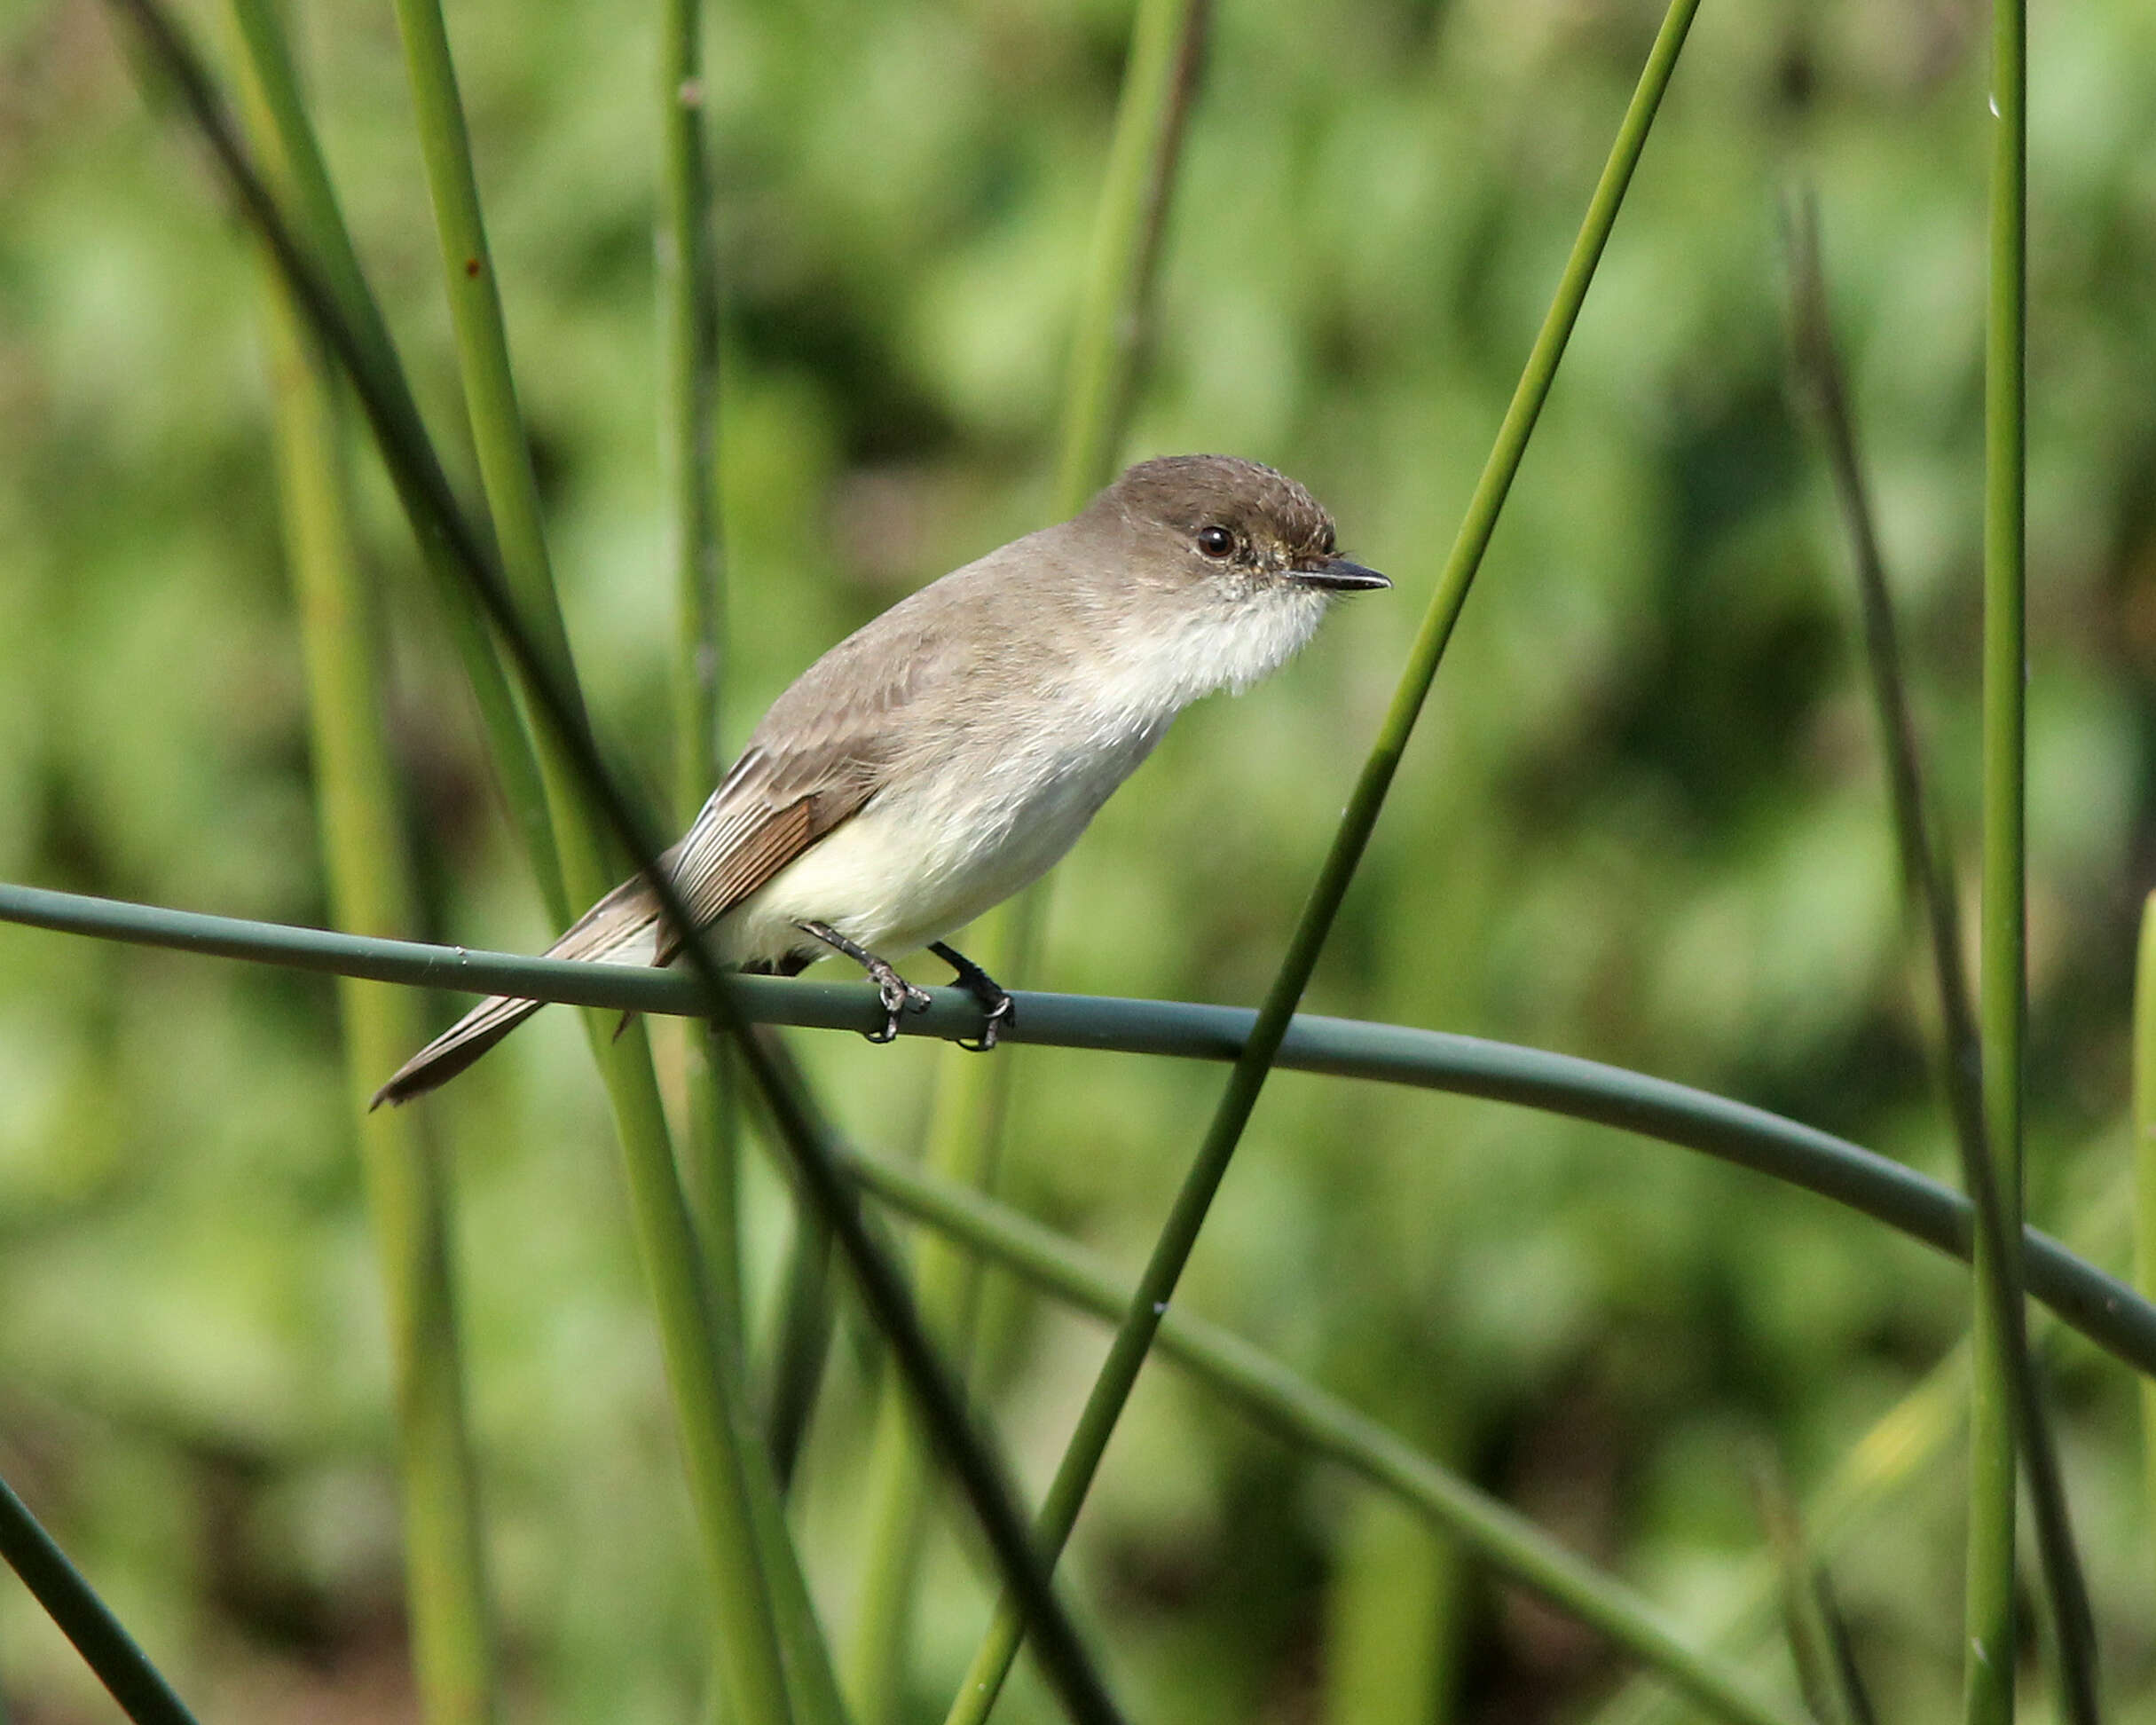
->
left=1290, top=557, right=1390, bottom=592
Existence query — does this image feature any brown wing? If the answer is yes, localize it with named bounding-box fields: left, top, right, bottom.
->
left=375, top=755, right=876, bottom=1106
left=650, top=762, right=835, bottom=966
left=652, top=581, right=982, bottom=961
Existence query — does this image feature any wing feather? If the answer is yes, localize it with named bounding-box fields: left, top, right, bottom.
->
left=658, top=590, right=984, bottom=945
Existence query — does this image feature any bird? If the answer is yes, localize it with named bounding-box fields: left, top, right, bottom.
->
left=372, top=453, right=1387, bottom=1107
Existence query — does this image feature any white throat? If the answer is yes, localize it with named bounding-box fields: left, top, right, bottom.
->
left=1095, top=580, right=1332, bottom=729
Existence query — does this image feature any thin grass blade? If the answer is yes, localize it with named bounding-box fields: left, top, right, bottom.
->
left=1598, top=1152, right=2137, bottom=1725
left=0, top=1472, right=199, bottom=1725
left=1785, top=189, right=2098, bottom=1723
left=1757, top=1464, right=1859, bottom=1725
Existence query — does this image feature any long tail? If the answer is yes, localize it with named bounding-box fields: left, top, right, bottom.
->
left=370, top=875, right=663, bottom=1108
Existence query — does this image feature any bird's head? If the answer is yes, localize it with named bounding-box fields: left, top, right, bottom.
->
left=1066, top=454, right=1387, bottom=702
left=1090, top=453, right=1389, bottom=602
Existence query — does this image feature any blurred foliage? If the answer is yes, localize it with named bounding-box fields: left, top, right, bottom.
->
left=2, top=0, right=2155, bottom=1718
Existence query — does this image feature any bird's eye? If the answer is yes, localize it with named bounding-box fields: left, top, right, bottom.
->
left=1196, top=525, right=1235, bottom=559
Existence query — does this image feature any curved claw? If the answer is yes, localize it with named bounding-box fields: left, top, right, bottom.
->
left=929, top=940, right=1015, bottom=1054
left=794, top=920, right=936, bottom=1047
left=864, top=971, right=934, bottom=1044
left=956, top=991, right=1016, bottom=1053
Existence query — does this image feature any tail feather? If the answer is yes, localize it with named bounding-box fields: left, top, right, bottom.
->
left=370, top=992, right=548, bottom=1108
left=371, top=875, right=665, bottom=1108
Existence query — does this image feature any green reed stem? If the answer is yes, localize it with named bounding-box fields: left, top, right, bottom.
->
left=843, top=1068, right=1007, bottom=1723
left=388, top=0, right=578, bottom=697
left=1788, top=189, right=2097, bottom=1723
left=852, top=1151, right=1806, bottom=1725
left=14, top=880, right=2156, bottom=1380
left=657, top=0, right=744, bottom=1520
left=1322, top=1486, right=1461, bottom=1725
left=944, top=4, right=1702, bottom=1713
left=1593, top=1343, right=1970, bottom=1725
left=710, top=1029, right=854, bottom=1725
left=1052, top=0, right=1210, bottom=512
left=660, top=0, right=723, bottom=826
left=0, top=1472, right=198, bottom=1725
left=2136, top=895, right=2156, bottom=1552
left=223, top=0, right=564, bottom=919
left=1971, top=0, right=2034, bottom=1715
left=245, top=62, right=499, bottom=1720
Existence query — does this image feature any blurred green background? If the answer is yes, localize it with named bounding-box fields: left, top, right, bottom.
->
left=3, top=0, right=2155, bottom=1717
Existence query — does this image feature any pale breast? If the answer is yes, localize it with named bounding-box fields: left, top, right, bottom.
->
left=714, top=693, right=1169, bottom=966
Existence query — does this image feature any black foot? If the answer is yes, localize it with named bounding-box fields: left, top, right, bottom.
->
left=799, top=921, right=932, bottom=1044
left=929, top=941, right=1015, bottom=1052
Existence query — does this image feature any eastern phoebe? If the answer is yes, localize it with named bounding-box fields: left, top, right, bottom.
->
left=373, top=453, right=1387, bottom=1107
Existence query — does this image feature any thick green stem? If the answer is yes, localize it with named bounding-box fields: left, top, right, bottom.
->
left=660, top=0, right=723, bottom=826
left=943, top=3, right=1702, bottom=1714
left=12, top=882, right=2156, bottom=1382
left=224, top=0, right=564, bottom=920
left=657, top=0, right=744, bottom=1537
left=1967, top=0, right=2027, bottom=1717
left=1322, top=1452, right=1464, bottom=1724
left=256, top=188, right=500, bottom=1725
left=232, top=12, right=498, bottom=1720
left=385, top=2, right=797, bottom=1714
left=0, top=1473, right=199, bottom=1725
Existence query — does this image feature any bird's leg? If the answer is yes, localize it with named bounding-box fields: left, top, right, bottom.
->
left=797, top=920, right=933, bottom=1044
left=928, top=941, right=1015, bottom=1052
